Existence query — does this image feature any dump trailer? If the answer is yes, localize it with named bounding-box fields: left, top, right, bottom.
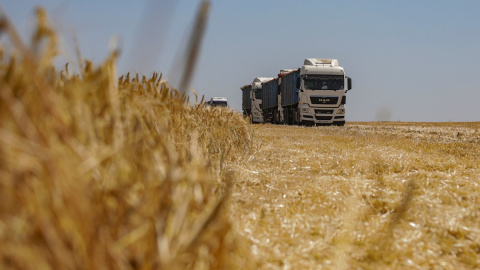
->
left=261, top=77, right=280, bottom=123
left=251, top=77, right=274, bottom=123
left=279, top=69, right=301, bottom=125
left=240, top=84, right=252, bottom=117
left=281, top=59, right=352, bottom=125
left=208, top=97, right=228, bottom=107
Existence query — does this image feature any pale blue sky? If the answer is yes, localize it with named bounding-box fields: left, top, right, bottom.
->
left=2, top=0, right=480, bottom=121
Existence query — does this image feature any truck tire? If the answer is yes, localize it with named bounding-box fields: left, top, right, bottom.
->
left=284, top=108, right=290, bottom=125
left=293, top=108, right=300, bottom=125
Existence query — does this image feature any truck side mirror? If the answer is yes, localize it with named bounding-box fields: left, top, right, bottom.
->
left=296, top=77, right=301, bottom=90
left=347, top=77, right=352, bottom=91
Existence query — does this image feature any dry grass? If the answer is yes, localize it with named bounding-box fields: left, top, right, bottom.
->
left=230, top=123, right=480, bottom=269
left=0, top=8, right=254, bottom=270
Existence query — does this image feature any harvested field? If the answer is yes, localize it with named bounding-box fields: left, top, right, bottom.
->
left=2, top=7, right=480, bottom=270
left=229, top=122, right=480, bottom=269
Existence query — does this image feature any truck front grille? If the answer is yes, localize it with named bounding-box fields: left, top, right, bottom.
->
left=310, top=96, right=338, bottom=105
left=315, top=116, right=333, bottom=121
left=315, top=109, right=334, bottom=114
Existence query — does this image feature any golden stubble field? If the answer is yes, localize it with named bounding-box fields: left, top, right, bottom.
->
left=2, top=7, right=480, bottom=270
left=229, top=122, right=480, bottom=269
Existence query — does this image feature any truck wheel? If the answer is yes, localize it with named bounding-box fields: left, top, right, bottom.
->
left=288, top=109, right=293, bottom=125
left=293, top=109, right=300, bottom=125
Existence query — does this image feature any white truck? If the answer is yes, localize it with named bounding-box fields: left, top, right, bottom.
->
left=207, top=97, right=228, bottom=107
left=281, top=58, right=352, bottom=126
left=250, top=77, right=274, bottom=123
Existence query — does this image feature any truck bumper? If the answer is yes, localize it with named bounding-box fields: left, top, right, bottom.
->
left=300, top=110, right=345, bottom=125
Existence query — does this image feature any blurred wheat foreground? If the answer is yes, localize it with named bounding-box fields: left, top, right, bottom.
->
left=0, top=7, right=254, bottom=270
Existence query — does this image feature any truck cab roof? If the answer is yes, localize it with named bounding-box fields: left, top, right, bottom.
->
left=210, top=97, right=227, bottom=101
left=302, top=58, right=344, bottom=75
left=304, top=58, right=339, bottom=67
left=252, top=77, right=275, bottom=90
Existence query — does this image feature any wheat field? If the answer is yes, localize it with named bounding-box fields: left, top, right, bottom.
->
left=2, top=6, right=480, bottom=270
left=230, top=122, right=480, bottom=269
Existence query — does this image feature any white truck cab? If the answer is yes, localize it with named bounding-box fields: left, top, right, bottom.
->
left=251, top=77, right=274, bottom=123
left=208, top=97, right=228, bottom=107
left=298, top=58, right=352, bottom=125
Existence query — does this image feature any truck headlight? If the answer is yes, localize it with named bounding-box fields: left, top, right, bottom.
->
left=301, top=108, right=310, bottom=114
left=337, top=109, right=345, bottom=114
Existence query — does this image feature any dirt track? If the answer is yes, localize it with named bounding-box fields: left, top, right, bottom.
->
left=230, top=122, right=480, bottom=269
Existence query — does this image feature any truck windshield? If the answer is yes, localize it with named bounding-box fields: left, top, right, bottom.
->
left=212, top=101, right=227, bottom=107
left=304, top=75, right=344, bottom=90
left=254, top=90, right=262, bottom=99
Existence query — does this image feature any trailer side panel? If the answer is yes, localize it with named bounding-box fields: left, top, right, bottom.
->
left=241, top=85, right=252, bottom=111
left=280, top=70, right=300, bottom=107
left=261, top=79, right=278, bottom=109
